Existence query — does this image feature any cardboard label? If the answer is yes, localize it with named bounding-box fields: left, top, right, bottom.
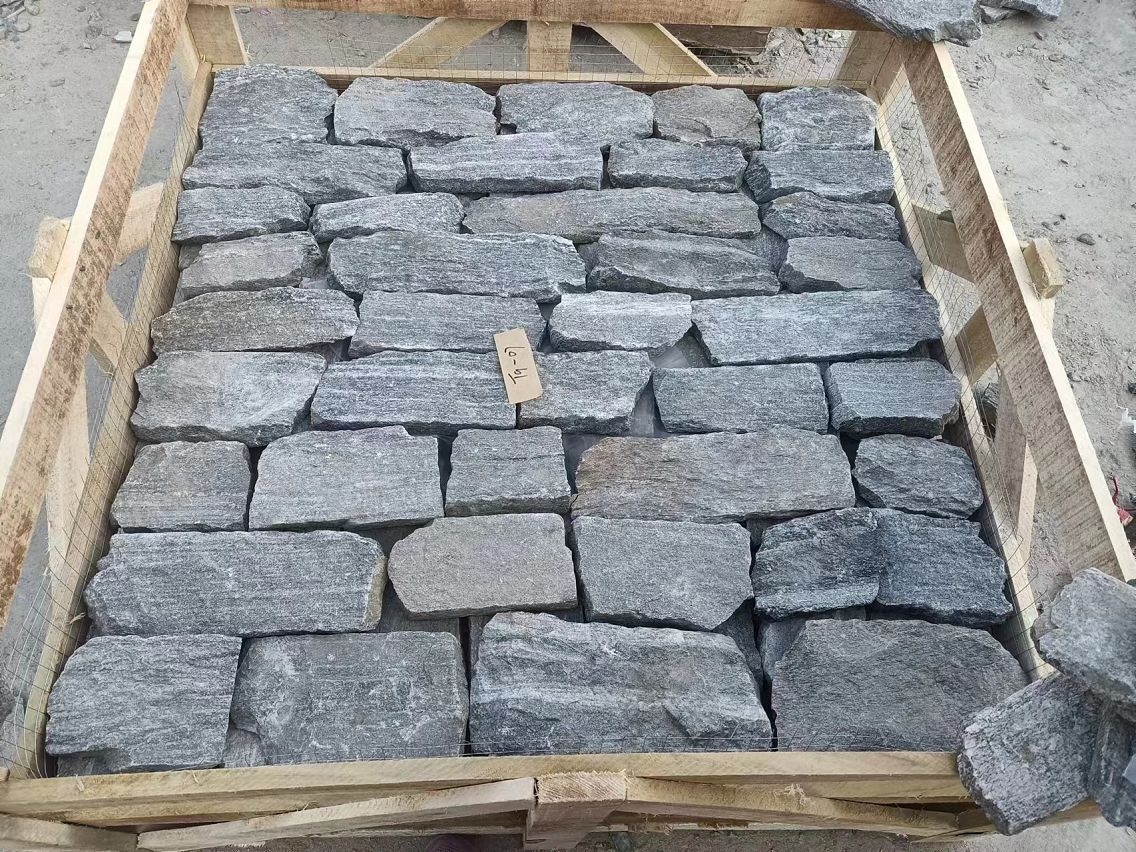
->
left=494, top=328, right=542, bottom=404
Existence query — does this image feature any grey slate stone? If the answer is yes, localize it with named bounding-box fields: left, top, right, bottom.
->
left=249, top=427, right=442, bottom=530
left=716, top=605, right=764, bottom=681
left=959, top=675, right=1102, bottom=835
left=446, top=427, right=570, bottom=516
left=572, top=430, right=856, bottom=523
left=989, top=0, right=1061, bottom=21
left=351, top=292, right=545, bottom=356
left=653, top=364, right=830, bottom=434
left=183, top=142, right=407, bottom=205
left=773, top=619, right=1027, bottom=751
left=980, top=3, right=1021, bottom=22
left=87, top=531, right=385, bottom=637
left=1090, top=706, right=1136, bottom=829
left=761, top=192, right=901, bottom=241
left=389, top=514, right=577, bottom=618
left=607, top=139, right=746, bottom=193
left=152, top=288, right=358, bottom=354
left=549, top=291, right=691, bottom=354
left=497, top=82, right=653, bottom=150
left=173, top=186, right=309, bottom=245
left=759, top=87, right=878, bottom=151
left=333, top=77, right=496, bottom=149
left=651, top=85, right=762, bottom=152
left=376, top=584, right=462, bottom=642
left=573, top=517, right=752, bottom=631
left=178, top=231, right=322, bottom=298
left=826, top=358, right=962, bottom=438
left=517, top=351, right=652, bottom=435
left=470, top=612, right=771, bottom=754
left=780, top=237, right=921, bottom=292
left=825, top=0, right=982, bottom=44
left=756, top=609, right=866, bottom=687
left=46, top=635, right=240, bottom=775
left=110, top=441, right=251, bottom=532
left=746, top=149, right=895, bottom=204
left=131, top=351, right=326, bottom=446
left=467, top=607, right=585, bottom=672
left=854, top=434, right=983, bottom=518
left=463, top=188, right=764, bottom=243
left=409, top=133, right=603, bottom=194
left=693, top=290, right=942, bottom=365
left=231, top=632, right=467, bottom=764
left=327, top=231, right=584, bottom=302
left=310, top=193, right=463, bottom=241
left=200, top=64, right=336, bottom=147
left=311, top=351, right=514, bottom=434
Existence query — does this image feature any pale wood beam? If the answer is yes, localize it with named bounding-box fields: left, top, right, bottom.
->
left=372, top=17, right=507, bottom=70
left=588, top=22, right=715, bottom=77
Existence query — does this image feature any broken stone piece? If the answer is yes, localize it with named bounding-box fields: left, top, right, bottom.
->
left=761, top=192, right=901, bottom=241
left=376, top=584, right=462, bottom=642
left=651, top=85, right=762, bottom=152
left=497, top=82, right=653, bottom=149
left=757, top=609, right=866, bottom=687
left=854, top=434, right=983, bottom=518
left=607, top=139, right=746, bottom=193
left=517, top=351, right=652, bottom=435
left=746, top=149, right=895, bottom=204
left=826, top=358, right=962, bottom=438
left=1090, top=706, right=1136, bottom=829
left=824, top=0, right=982, bottom=44
left=716, top=605, right=764, bottom=681
left=446, top=427, right=570, bottom=516
left=980, top=3, right=1021, bottom=22
left=333, top=77, right=496, bottom=149
left=177, top=231, right=322, bottom=299
left=759, top=87, right=878, bottom=151
left=173, top=186, right=310, bottom=245
left=780, top=237, right=921, bottom=292
left=467, top=608, right=585, bottom=672
left=200, top=64, right=337, bottom=147
left=310, top=193, right=464, bottom=241
left=989, top=0, right=1061, bottom=21
left=549, top=291, right=692, bottom=354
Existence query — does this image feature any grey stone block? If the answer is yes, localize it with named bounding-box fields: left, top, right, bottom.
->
left=173, top=186, right=309, bottom=245
left=607, top=139, right=746, bottom=193
left=446, top=427, right=570, bottom=516
left=780, top=237, right=921, bottom=292
left=549, top=291, right=691, bottom=354
left=651, top=85, right=762, bottom=152
left=497, top=82, right=653, bottom=150
left=200, top=64, right=336, bottom=147
left=470, top=612, right=771, bottom=754
left=826, top=358, right=961, bottom=438
left=311, top=351, right=514, bottom=434
left=249, top=426, right=442, bottom=530
left=573, top=517, right=752, bottom=630
left=757, top=609, right=866, bottom=687
left=746, top=149, right=895, bottom=203
left=334, top=78, right=496, bottom=149
left=990, top=0, right=1061, bottom=21
left=761, top=192, right=901, bottom=241
left=310, top=193, right=464, bottom=241
left=854, top=434, right=983, bottom=518
left=1090, top=706, right=1136, bottom=829
left=46, top=635, right=240, bottom=775
left=231, top=632, right=467, bottom=764
left=375, top=584, right=462, bottom=642
left=110, top=441, right=251, bottom=532
left=178, top=231, right=323, bottom=298
left=131, top=351, right=326, bottom=446
left=773, top=619, right=1027, bottom=751
left=759, top=87, right=878, bottom=151
left=389, top=514, right=577, bottom=618
left=692, top=290, right=942, bottom=365
left=467, top=608, right=585, bottom=672
left=517, top=351, right=652, bottom=435
left=825, top=0, right=982, bottom=44
left=572, top=430, right=855, bottom=523
left=654, top=364, right=830, bottom=433
left=409, top=132, right=603, bottom=193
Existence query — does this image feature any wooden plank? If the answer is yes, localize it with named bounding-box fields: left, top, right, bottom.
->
left=912, top=204, right=971, bottom=279
left=835, top=29, right=895, bottom=86
left=526, top=20, right=573, bottom=74
left=588, top=23, right=715, bottom=78
left=372, top=18, right=507, bottom=70
left=0, top=815, right=135, bottom=852
left=525, top=773, right=626, bottom=850
left=114, top=182, right=165, bottom=263
left=173, top=23, right=202, bottom=89
left=1023, top=237, right=1065, bottom=300
left=184, top=3, right=247, bottom=65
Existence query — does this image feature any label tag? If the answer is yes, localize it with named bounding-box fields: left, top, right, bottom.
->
left=494, top=328, right=543, bottom=404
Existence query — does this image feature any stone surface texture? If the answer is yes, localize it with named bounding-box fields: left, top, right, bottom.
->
left=994, top=0, right=1062, bottom=21
left=334, top=78, right=496, bottom=149
left=746, top=149, right=895, bottom=203
left=518, top=351, right=652, bottom=435
left=177, top=231, right=322, bottom=298
left=200, top=64, right=336, bottom=147
left=825, top=0, right=982, bottom=44
left=375, top=584, right=462, bottom=642
left=761, top=192, right=901, bottom=241
left=409, top=132, right=603, bottom=193
left=173, top=187, right=309, bottom=245
left=853, top=434, right=983, bottom=517
left=549, top=291, right=692, bottom=354
left=827, top=358, right=962, bottom=438
left=497, top=82, right=653, bottom=149
left=310, top=193, right=464, bottom=241
left=1090, top=706, right=1136, bottom=829
left=780, top=237, right=922, bottom=292
left=607, top=139, right=746, bottom=193
left=446, top=427, right=570, bottom=516
left=759, top=87, right=878, bottom=151
left=651, top=85, right=762, bottom=152
left=756, top=608, right=866, bottom=687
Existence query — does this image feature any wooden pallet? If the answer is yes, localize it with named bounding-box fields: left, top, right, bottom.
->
left=1, top=0, right=1131, bottom=847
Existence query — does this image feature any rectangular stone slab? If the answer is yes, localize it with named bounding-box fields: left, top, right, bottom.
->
left=760, top=192, right=901, bottom=241
left=780, top=237, right=922, bottom=292
left=745, top=149, right=895, bottom=203
left=853, top=434, right=983, bottom=518
left=517, top=351, right=653, bottom=435
left=824, top=0, right=981, bottom=44
left=758, top=87, right=878, bottom=151
left=178, top=231, right=323, bottom=298
left=497, top=82, right=654, bottom=150
left=651, top=85, right=762, bottom=152
left=173, top=187, right=310, bottom=245
left=85, top=530, right=385, bottom=637
left=607, top=139, right=746, bottom=193
left=249, top=426, right=443, bottom=530
left=549, top=291, right=692, bottom=354
left=573, top=430, right=856, bottom=523
left=826, top=358, right=962, bottom=438
left=446, top=427, right=571, bottom=516
left=200, top=64, right=337, bottom=146
left=333, top=77, right=496, bottom=149
left=310, top=193, right=464, bottom=241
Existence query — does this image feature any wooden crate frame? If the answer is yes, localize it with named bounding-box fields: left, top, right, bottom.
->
left=1, top=0, right=1132, bottom=847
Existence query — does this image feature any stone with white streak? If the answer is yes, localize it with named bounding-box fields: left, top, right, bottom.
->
left=334, top=78, right=496, bottom=149
left=178, top=232, right=322, bottom=298
left=310, top=193, right=464, bottom=241
left=550, top=291, right=691, bottom=354
left=446, top=427, right=570, bottom=516
left=173, top=187, right=309, bottom=245
left=651, top=85, right=762, bottom=152
left=200, top=64, right=337, bottom=147
left=409, top=133, right=603, bottom=193
left=497, top=82, right=653, bottom=149
left=824, top=0, right=982, bottom=44
left=518, top=351, right=652, bottom=435
left=761, top=192, right=901, bottom=241
left=607, top=139, right=745, bottom=193
left=746, top=149, right=894, bottom=204
left=780, top=237, right=922, bottom=292
left=826, top=358, right=961, bottom=438
left=853, top=434, right=983, bottom=518
left=759, top=87, right=878, bottom=151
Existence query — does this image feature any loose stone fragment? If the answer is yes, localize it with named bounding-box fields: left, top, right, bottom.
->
left=774, top=619, right=1027, bottom=751
left=351, top=292, right=545, bottom=356
left=249, top=427, right=442, bottom=530
left=959, top=675, right=1102, bottom=835
left=757, top=609, right=865, bottom=687
left=111, top=441, right=251, bottom=532
left=46, top=635, right=240, bottom=775
left=470, top=612, right=771, bottom=754
left=990, top=0, right=1061, bottom=21
left=376, top=584, right=462, bottom=642
left=517, top=351, right=652, bottom=435
left=334, top=78, right=496, bottom=149
left=573, top=517, right=752, bottom=630
left=980, top=3, right=1020, bottom=22
left=200, top=64, right=337, bottom=147
left=654, top=364, right=829, bottom=433
left=152, top=288, right=358, bottom=353
left=579, top=231, right=780, bottom=298
left=231, top=632, right=467, bottom=765
left=759, top=87, right=878, bottom=151
left=467, top=608, right=584, bottom=671
left=131, top=351, right=326, bottom=446
left=328, top=231, right=584, bottom=302
left=497, top=82, right=653, bottom=150
left=651, top=85, right=762, bottom=152
left=389, top=514, right=577, bottom=618
left=827, top=358, right=962, bottom=438
left=178, top=232, right=322, bottom=299
left=310, top=193, right=463, bottom=241
left=693, top=290, right=942, bottom=365
left=549, top=291, right=691, bottom=354
left=607, top=139, right=746, bottom=193
left=446, top=427, right=570, bottom=516
left=463, top=188, right=764, bottom=243
left=854, top=434, right=983, bottom=518
left=573, top=430, right=855, bottom=523
left=183, top=142, right=407, bottom=205
left=311, top=351, right=514, bottom=434
left=761, top=192, right=901, bottom=241
left=1090, top=707, right=1136, bottom=829
left=173, top=186, right=309, bottom=245
left=86, top=530, right=384, bottom=637
left=716, top=605, right=764, bottom=681
left=824, top=0, right=982, bottom=44
left=409, top=133, right=603, bottom=194
left=780, top=237, right=921, bottom=292
left=746, top=149, right=895, bottom=204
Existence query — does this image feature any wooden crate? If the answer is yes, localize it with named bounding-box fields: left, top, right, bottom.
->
left=1, top=1, right=1132, bottom=847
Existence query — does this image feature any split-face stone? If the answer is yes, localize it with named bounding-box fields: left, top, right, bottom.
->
left=375, top=583, right=462, bottom=642
left=780, top=237, right=922, bottom=292
left=756, top=608, right=866, bottom=687
left=824, top=0, right=982, bottom=44
left=826, top=358, right=962, bottom=438
left=746, top=149, right=895, bottom=204
left=310, top=193, right=464, bottom=241
left=333, top=78, right=496, bottom=149
left=177, top=231, right=322, bottom=299
left=761, top=192, right=901, bottom=241
left=467, top=607, right=585, bottom=672
left=1090, top=706, right=1136, bottom=829
left=853, top=434, right=983, bottom=518
left=759, top=87, right=878, bottom=151
left=173, top=186, right=310, bottom=245
left=651, top=85, right=762, bottom=152
left=517, top=351, right=653, bottom=435
left=549, top=291, right=691, bottom=354
left=607, top=139, right=746, bottom=193
left=199, top=64, right=337, bottom=147
left=991, top=0, right=1062, bottom=21
left=497, top=82, right=653, bottom=149
left=446, top=427, right=570, bottom=516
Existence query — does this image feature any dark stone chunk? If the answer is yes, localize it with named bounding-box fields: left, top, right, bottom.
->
left=173, top=187, right=309, bottom=245
left=651, top=85, right=762, bottom=152
left=177, top=231, right=322, bottom=298
left=334, top=78, right=496, bottom=149
left=757, top=609, right=866, bottom=688
left=780, top=237, right=921, bottom=292
left=200, top=64, right=336, bottom=147
left=990, top=0, right=1061, bottom=21
left=826, top=358, right=961, bottom=438
left=761, top=192, right=901, bottom=241
left=517, top=351, right=652, bottom=435
left=607, top=139, right=746, bottom=193
left=1090, top=707, right=1136, bottom=829
left=824, top=0, right=982, bottom=44
left=446, top=427, right=570, bottom=516
left=310, top=193, right=464, bottom=241
left=854, top=434, right=983, bottom=518
left=746, top=149, right=895, bottom=204
left=759, top=87, right=877, bottom=151
left=409, top=133, right=603, bottom=193
left=497, top=82, right=653, bottom=149
left=549, top=291, right=691, bottom=354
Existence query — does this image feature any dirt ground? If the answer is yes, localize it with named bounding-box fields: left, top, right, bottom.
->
left=0, top=0, right=1134, bottom=849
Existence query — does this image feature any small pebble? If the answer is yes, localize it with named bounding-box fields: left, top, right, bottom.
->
left=130, top=12, right=140, bottom=21
left=49, top=78, right=65, bottom=87
left=1126, top=381, right=1136, bottom=395
left=1076, top=233, right=1096, bottom=246
left=113, top=30, right=132, bottom=43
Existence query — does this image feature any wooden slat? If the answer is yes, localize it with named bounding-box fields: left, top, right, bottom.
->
left=0, top=815, right=135, bottom=852
left=525, top=773, right=627, bottom=850
left=184, top=3, right=247, bottom=64
left=835, top=29, right=895, bottom=86
left=372, top=17, right=506, bottom=70
left=588, top=22, right=715, bottom=77
left=526, top=20, right=573, bottom=73
left=911, top=204, right=971, bottom=278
